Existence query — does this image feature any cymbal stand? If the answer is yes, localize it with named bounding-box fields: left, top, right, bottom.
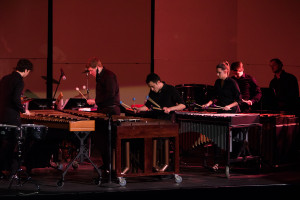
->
left=8, top=127, right=40, bottom=192
left=85, top=70, right=90, bottom=99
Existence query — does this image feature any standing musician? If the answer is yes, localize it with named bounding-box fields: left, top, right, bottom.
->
left=201, top=61, right=242, bottom=171
left=230, top=61, right=262, bottom=113
left=86, top=57, right=120, bottom=115
left=0, top=59, right=33, bottom=177
left=269, top=58, right=299, bottom=113
left=135, top=73, right=186, bottom=121
left=202, top=61, right=242, bottom=113
left=85, top=57, right=120, bottom=175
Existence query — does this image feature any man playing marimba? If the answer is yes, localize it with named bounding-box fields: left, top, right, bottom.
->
left=135, top=73, right=186, bottom=122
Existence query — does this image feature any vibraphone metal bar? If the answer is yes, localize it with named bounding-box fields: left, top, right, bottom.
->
left=21, top=110, right=101, bottom=187
left=175, top=111, right=262, bottom=178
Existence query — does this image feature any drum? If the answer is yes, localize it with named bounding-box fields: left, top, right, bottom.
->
left=175, top=84, right=213, bottom=105
left=21, top=124, right=48, bottom=141
left=0, top=124, right=19, bottom=140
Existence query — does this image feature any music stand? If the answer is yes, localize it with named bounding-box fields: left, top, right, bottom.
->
left=63, top=98, right=90, bottom=110
left=28, top=98, right=54, bottom=110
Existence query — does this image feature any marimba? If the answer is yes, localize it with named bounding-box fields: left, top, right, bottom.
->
left=63, top=109, right=182, bottom=185
left=175, top=111, right=262, bottom=177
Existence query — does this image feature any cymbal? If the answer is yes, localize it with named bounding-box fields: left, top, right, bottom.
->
left=41, top=76, right=59, bottom=84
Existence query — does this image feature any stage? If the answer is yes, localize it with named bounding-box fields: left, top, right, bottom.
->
left=0, top=156, right=299, bottom=200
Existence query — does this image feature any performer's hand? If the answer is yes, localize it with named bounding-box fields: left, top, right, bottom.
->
left=163, top=107, right=171, bottom=114
left=133, top=107, right=139, bottom=113
left=202, top=104, right=209, bottom=109
left=24, top=109, right=31, bottom=115
left=242, top=99, right=253, bottom=106
left=223, top=106, right=231, bottom=110
left=87, top=99, right=95, bottom=105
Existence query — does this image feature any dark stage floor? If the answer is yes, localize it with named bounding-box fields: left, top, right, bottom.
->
left=1, top=156, right=300, bottom=200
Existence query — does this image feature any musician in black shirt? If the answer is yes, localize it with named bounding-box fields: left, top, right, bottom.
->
left=86, top=57, right=120, bottom=115
left=269, top=58, right=299, bottom=112
left=202, top=61, right=243, bottom=171
left=136, top=73, right=186, bottom=121
left=230, top=61, right=262, bottom=113
left=202, top=61, right=242, bottom=113
left=0, top=59, right=33, bottom=176
left=85, top=57, right=120, bottom=175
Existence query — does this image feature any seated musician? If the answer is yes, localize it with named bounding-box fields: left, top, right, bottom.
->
left=0, top=59, right=33, bottom=177
left=135, top=73, right=186, bottom=121
left=202, top=61, right=242, bottom=113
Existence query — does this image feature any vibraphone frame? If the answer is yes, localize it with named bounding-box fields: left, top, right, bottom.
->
left=176, top=112, right=262, bottom=178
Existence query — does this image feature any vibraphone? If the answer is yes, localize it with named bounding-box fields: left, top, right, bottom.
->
left=63, top=109, right=182, bottom=185
left=175, top=111, right=262, bottom=177
left=20, top=110, right=101, bottom=187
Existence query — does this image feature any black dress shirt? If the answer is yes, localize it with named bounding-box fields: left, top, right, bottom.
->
left=145, top=83, right=185, bottom=119
left=269, top=70, right=299, bottom=111
left=95, top=67, right=120, bottom=115
left=0, top=71, right=25, bottom=126
left=211, top=77, right=242, bottom=113
left=231, top=73, right=262, bottom=112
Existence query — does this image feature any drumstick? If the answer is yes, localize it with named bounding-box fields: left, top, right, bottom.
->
left=194, top=103, right=203, bottom=108
left=147, top=97, right=161, bottom=108
left=152, top=106, right=163, bottom=111
left=120, top=101, right=133, bottom=110
left=75, top=87, right=87, bottom=100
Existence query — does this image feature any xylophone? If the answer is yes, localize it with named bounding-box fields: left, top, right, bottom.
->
left=175, top=110, right=262, bottom=177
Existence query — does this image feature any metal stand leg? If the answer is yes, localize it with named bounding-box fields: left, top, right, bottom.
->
left=57, top=131, right=102, bottom=187
left=102, top=114, right=120, bottom=187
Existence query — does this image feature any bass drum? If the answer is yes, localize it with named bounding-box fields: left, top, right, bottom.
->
left=175, top=84, right=213, bottom=105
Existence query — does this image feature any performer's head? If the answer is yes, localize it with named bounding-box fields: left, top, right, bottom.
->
left=269, top=58, right=283, bottom=74
left=230, top=61, right=244, bottom=78
left=86, top=57, right=103, bottom=77
left=216, top=61, right=230, bottom=80
left=15, top=59, right=33, bottom=78
left=146, top=73, right=163, bottom=93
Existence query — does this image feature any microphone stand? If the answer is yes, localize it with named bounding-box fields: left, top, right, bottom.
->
left=102, top=112, right=120, bottom=187
left=53, top=73, right=63, bottom=99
